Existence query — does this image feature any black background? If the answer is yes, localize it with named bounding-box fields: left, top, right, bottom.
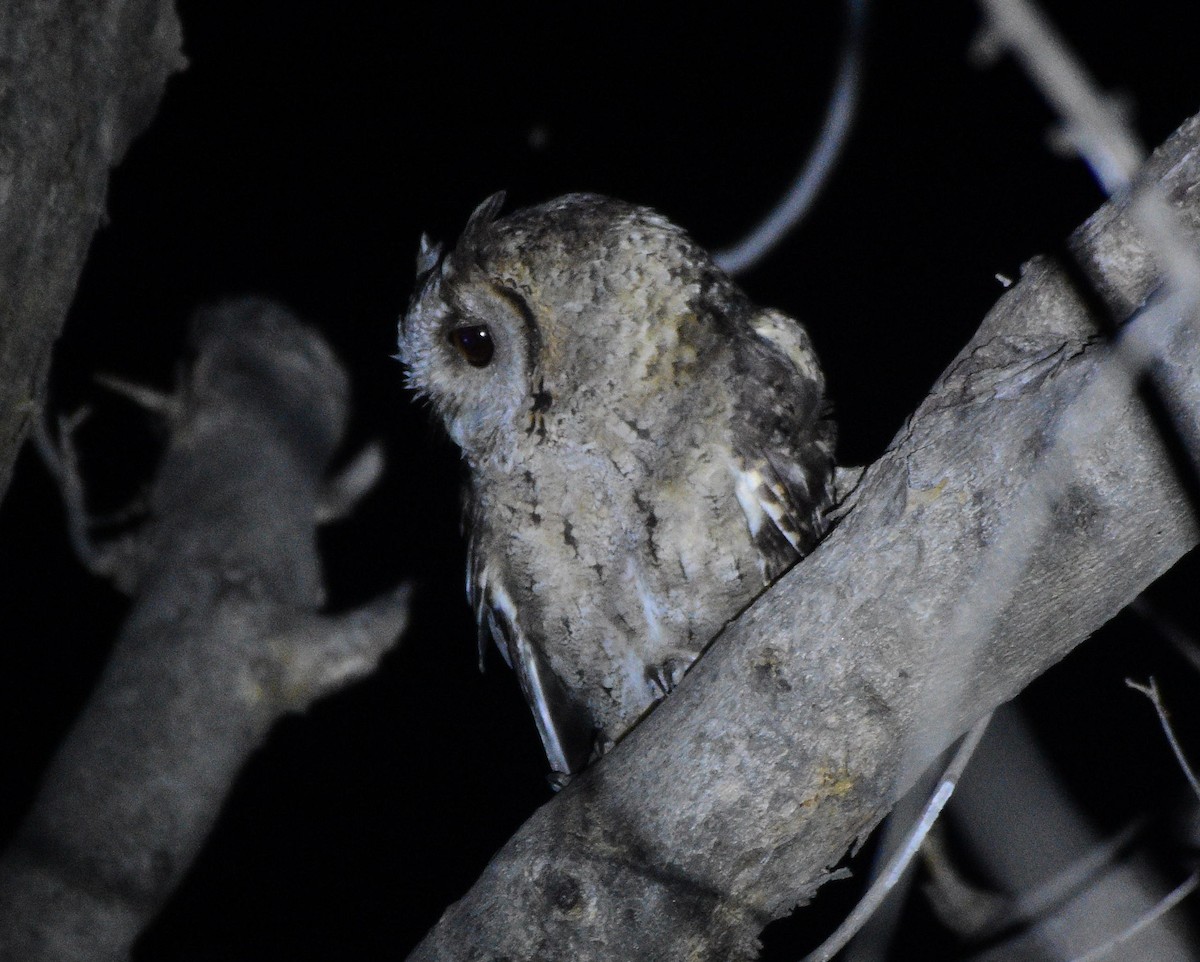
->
left=3, top=1, right=1200, bottom=958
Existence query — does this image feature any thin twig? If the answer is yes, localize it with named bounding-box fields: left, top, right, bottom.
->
left=713, top=0, right=868, bottom=275
left=1066, top=869, right=1200, bottom=962
left=1126, top=677, right=1200, bottom=803
left=799, top=712, right=993, bottom=962
left=30, top=408, right=104, bottom=571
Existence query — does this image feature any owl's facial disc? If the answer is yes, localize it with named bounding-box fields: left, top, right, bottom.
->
left=399, top=256, right=541, bottom=462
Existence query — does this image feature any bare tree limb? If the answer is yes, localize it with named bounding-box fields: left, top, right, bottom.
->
left=404, top=112, right=1200, bottom=962
left=0, top=0, right=184, bottom=504
left=0, top=299, right=410, bottom=962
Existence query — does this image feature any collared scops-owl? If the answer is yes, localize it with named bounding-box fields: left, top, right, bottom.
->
left=399, top=192, right=835, bottom=781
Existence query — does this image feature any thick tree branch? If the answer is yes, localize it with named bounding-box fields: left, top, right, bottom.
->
left=0, top=0, right=184, bottom=503
left=0, top=299, right=409, bottom=962
left=406, top=113, right=1200, bottom=962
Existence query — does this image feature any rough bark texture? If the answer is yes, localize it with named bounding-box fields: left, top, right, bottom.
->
left=406, top=115, right=1200, bottom=962
left=0, top=299, right=409, bottom=962
left=0, top=0, right=184, bottom=503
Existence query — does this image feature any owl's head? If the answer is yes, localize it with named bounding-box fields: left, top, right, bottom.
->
left=398, top=192, right=737, bottom=463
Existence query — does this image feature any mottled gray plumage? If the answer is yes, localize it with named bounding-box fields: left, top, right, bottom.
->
left=399, top=193, right=835, bottom=778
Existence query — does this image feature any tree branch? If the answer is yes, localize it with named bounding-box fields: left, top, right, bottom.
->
left=405, top=112, right=1200, bottom=962
left=0, top=0, right=184, bottom=503
left=0, top=299, right=409, bottom=962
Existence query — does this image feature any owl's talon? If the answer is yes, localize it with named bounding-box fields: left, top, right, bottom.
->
left=646, top=665, right=669, bottom=698
left=547, top=731, right=611, bottom=789
left=646, top=658, right=690, bottom=698
left=591, top=732, right=615, bottom=760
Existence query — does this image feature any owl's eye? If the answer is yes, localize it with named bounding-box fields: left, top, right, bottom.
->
left=447, top=324, right=494, bottom=368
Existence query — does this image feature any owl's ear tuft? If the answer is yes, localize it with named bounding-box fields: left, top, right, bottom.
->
left=462, top=191, right=508, bottom=246
left=415, top=233, right=444, bottom=278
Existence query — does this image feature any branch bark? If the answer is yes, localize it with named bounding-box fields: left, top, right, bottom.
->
left=405, top=113, right=1200, bottom=961
left=0, top=299, right=409, bottom=962
left=0, top=0, right=184, bottom=503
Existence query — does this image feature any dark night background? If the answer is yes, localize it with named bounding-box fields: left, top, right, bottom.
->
left=3, top=1, right=1200, bottom=958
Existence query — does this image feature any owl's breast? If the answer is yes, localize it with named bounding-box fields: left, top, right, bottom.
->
left=475, top=428, right=766, bottom=742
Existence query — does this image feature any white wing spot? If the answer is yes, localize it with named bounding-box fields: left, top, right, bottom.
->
left=734, top=464, right=803, bottom=552
left=734, top=467, right=767, bottom=537
left=760, top=478, right=802, bottom=552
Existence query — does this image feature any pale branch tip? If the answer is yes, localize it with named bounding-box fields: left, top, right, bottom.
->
left=1125, top=676, right=1200, bottom=803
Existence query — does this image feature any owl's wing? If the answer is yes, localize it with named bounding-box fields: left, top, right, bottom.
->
left=466, top=523, right=594, bottom=777
left=732, top=308, right=837, bottom=580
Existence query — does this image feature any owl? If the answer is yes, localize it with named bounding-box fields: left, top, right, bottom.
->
left=399, top=193, right=835, bottom=780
